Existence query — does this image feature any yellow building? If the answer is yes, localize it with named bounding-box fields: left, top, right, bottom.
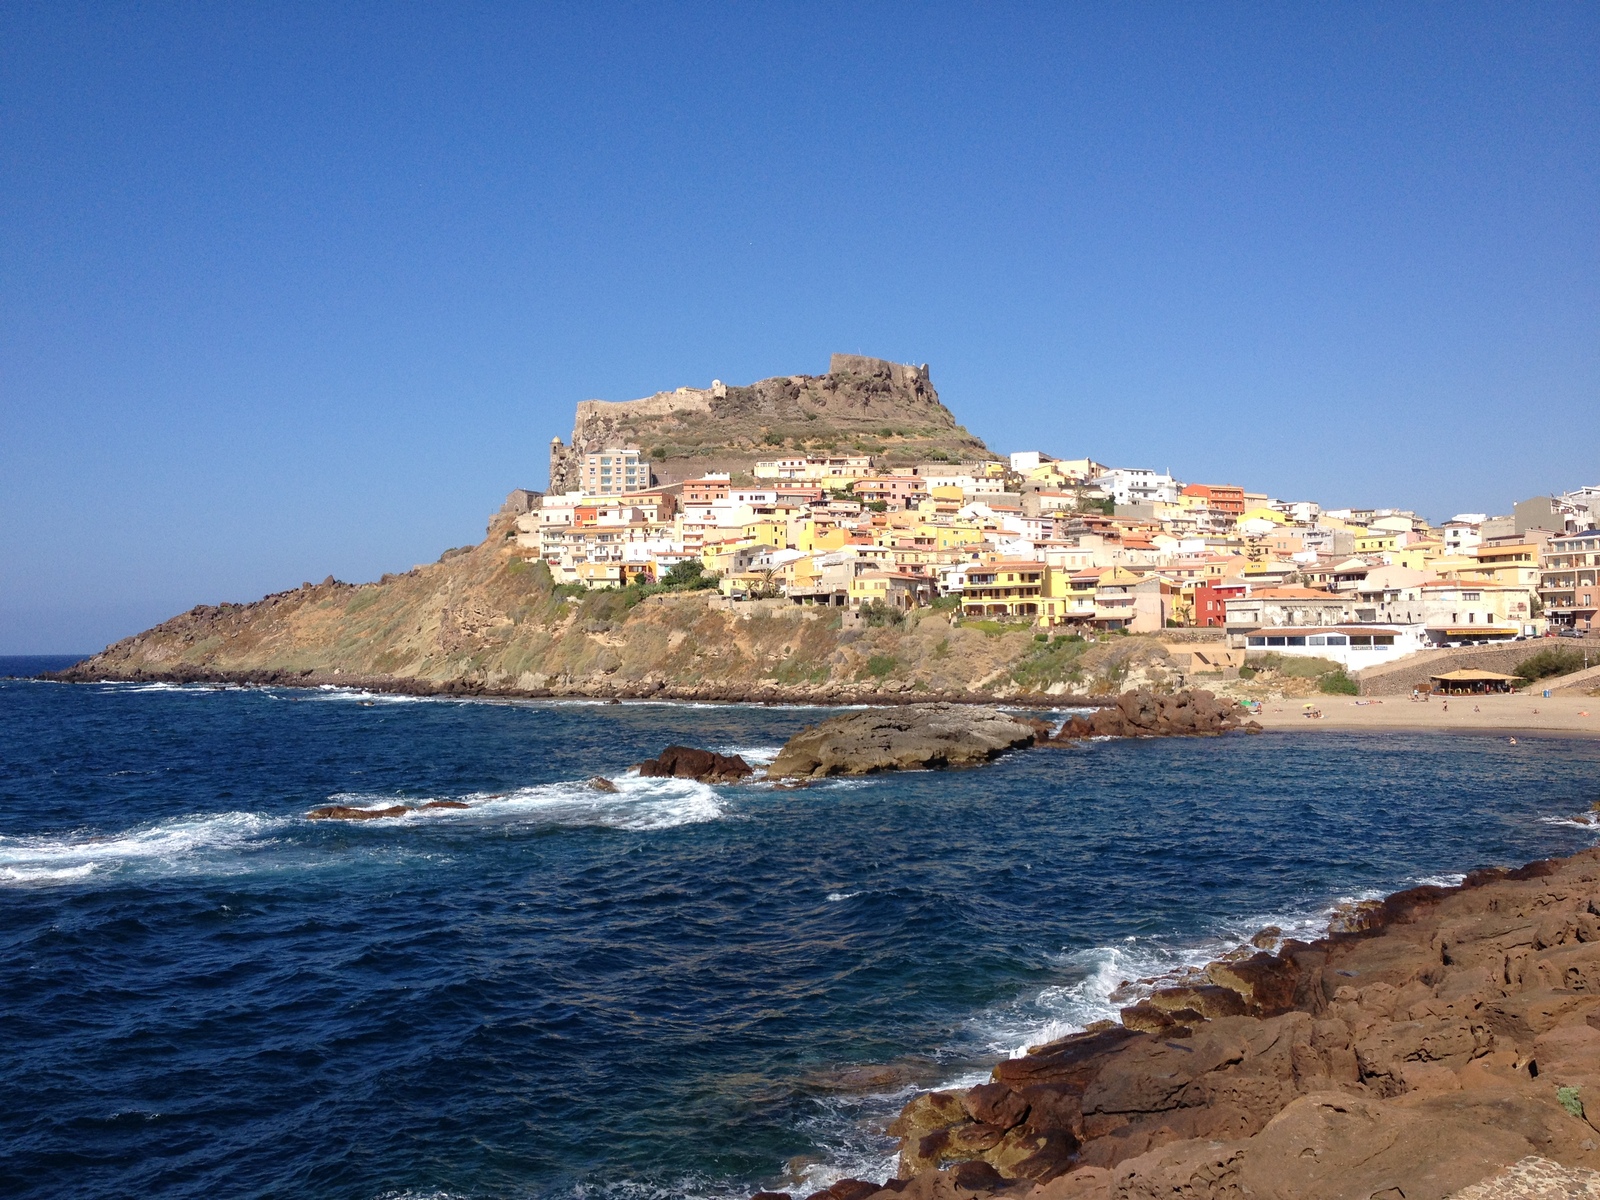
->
left=1385, top=539, right=1444, bottom=569
left=1354, top=529, right=1400, bottom=555
left=960, top=560, right=1049, bottom=620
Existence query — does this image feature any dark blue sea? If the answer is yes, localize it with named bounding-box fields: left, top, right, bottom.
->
left=4, top=678, right=1600, bottom=1200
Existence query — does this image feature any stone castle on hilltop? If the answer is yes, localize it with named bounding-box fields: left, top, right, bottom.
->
left=546, top=353, right=988, bottom=493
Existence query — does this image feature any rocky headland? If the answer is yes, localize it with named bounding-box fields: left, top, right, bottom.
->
left=771, top=849, right=1600, bottom=1200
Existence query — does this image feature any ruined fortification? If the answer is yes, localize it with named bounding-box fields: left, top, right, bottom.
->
left=547, top=353, right=993, bottom=492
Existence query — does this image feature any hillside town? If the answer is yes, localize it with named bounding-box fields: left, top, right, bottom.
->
left=514, top=445, right=1599, bottom=671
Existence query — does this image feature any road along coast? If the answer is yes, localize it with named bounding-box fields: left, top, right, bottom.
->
left=778, top=847, right=1600, bottom=1200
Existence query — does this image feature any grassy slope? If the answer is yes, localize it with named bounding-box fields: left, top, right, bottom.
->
left=66, top=518, right=1180, bottom=699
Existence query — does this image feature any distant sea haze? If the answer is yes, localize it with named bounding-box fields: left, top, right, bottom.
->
left=0, top=654, right=89, bottom=677
left=4, top=680, right=1600, bottom=1199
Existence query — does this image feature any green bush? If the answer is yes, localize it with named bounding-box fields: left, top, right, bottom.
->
left=1237, top=665, right=1257, bottom=680
left=861, top=654, right=897, bottom=681
left=1011, top=634, right=1090, bottom=690
left=1249, top=652, right=1342, bottom=679
left=658, top=559, right=718, bottom=590
left=1516, top=647, right=1587, bottom=682
left=860, top=599, right=905, bottom=628
left=1319, top=671, right=1359, bottom=695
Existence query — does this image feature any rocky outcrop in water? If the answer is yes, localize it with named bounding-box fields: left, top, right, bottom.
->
left=756, top=849, right=1600, bottom=1200
left=767, top=705, right=1039, bottom=779
left=1052, top=688, right=1258, bottom=741
left=306, top=800, right=470, bottom=820
left=635, top=745, right=754, bottom=783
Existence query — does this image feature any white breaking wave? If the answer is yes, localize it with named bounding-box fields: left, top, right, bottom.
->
left=308, top=686, right=431, bottom=704
left=826, top=891, right=860, bottom=902
left=719, top=745, right=782, bottom=768
left=0, top=811, right=289, bottom=887
left=324, top=772, right=728, bottom=833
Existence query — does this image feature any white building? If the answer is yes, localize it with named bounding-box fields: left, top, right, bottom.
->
left=1441, top=521, right=1483, bottom=555
left=1091, top=468, right=1180, bottom=507
left=1240, top=625, right=1430, bottom=670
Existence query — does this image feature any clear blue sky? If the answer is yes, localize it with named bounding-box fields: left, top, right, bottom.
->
left=3, top=4, right=1596, bottom=653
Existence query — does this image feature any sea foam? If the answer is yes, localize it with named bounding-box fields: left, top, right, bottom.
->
left=0, top=811, right=289, bottom=886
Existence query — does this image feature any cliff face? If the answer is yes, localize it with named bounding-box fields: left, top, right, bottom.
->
left=54, top=514, right=1184, bottom=698
left=549, top=354, right=994, bottom=491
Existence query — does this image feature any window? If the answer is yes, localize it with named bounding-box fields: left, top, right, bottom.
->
left=1287, top=636, right=1306, bottom=646
left=1308, top=635, right=1327, bottom=645
left=1267, top=636, right=1286, bottom=646
left=1327, top=635, right=1350, bottom=646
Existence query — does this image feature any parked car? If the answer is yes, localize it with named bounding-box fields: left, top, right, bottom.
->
left=1557, top=628, right=1589, bottom=638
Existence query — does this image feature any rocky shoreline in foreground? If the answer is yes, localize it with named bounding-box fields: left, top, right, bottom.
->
left=781, top=848, right=1600, bottom=1200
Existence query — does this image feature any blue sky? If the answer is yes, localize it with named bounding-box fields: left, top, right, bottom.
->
left=2, top=3, right=1596, bottom=653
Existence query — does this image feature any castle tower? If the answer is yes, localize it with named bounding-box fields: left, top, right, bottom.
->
left=549, top=435, right=571, bottom=494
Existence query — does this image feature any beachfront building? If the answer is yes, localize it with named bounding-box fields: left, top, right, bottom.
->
left=1417, top=580, right=1541, bottom=643
left=1429, top=669, right=1521, bottom=695
left=1240, top=625, right=1430, bottom=670
left=1223, top=586, right=1350, bottom=632
left=1539, top=529, right=1600, bottom=633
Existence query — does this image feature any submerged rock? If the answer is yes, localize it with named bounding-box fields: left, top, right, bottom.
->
left=306, top=799, right=468, bottom=819
left=588, top=776, right=619, bottom=793
left=635, top=745, right=753, bottom=783
left=306, top=804, right=410, bottom=820
left=768, top=704, right=1038, bottom=779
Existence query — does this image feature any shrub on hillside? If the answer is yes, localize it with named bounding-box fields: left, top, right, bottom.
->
left=1249, top=652, right=1342, bottom=679
left=1516, top=647, right=1587, bottom=682
left=1319, top=671, right=1359, bottom=695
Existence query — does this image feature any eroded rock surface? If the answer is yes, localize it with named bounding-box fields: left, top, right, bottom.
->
left=306, top=799, right=470, bottom=820
left=1052, top=689, right=1256, bottom=741
left=754, top=849, right=1600, bottom=1200
left=768, top=705, right=1038, bottom=779
left=635, top=745, right=753, bottom=783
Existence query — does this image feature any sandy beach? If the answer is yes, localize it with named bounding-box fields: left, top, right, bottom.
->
left=1251, top=691, right=1600, bottom=735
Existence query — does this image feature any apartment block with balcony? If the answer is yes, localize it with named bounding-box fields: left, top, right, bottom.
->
left=582, top=447, right=649, bottom=495
left=1539, top=529, right=1600, bottom=632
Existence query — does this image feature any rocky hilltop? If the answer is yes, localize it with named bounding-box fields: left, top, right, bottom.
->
left=778, top=849, right=1600, bottom=1200
left=548, top=353, right=995, bottom=490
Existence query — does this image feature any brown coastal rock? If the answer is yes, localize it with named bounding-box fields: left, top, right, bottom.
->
left=1051, top=689, right=1245, bottom=742
left=634, top=745, right=753, bottom=783
left=306, top=799, right=470, bottom=819
left=768, top=705, right=1037, bottom=779
left=816, top=846, right=1600, bottom=1200
left=306, top=804, right=411, bottom=820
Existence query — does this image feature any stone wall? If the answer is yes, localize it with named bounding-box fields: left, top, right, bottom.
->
left=1357, top=640, right=1549, bottom=695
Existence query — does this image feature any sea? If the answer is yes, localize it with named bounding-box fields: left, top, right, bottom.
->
left=4, top=668, right=1600, bottom=1200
